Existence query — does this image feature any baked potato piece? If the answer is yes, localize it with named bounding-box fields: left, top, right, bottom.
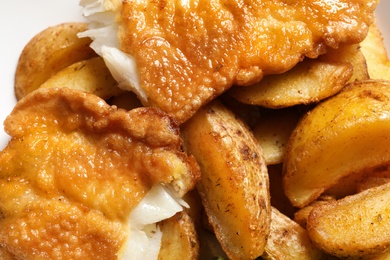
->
left=262, top=207, right=329, bottom=260
left=181, top=100, right=271, bottom=260
left=158, top=211, right=199, bottom=260
left=283, top=80, right=390, bottom=208
left=324, top=165, right=390, bottom=199
left=293, top=196, right=336, bottom=229
left=39, top=56, right=124, bottom=100
left=307, top=182, right=390, bottom=258
left=319, top=43, right=369, bottom=83
left=229, top=58, right=353, bottom=108
left=361, top=23, right=390, bottom=80
left=0, top=88, right=200, bottom=258
left=229, top=42, right=369, bottom=109
left=253, top=108, right=302, bottom=165
left=15, top=22, right=97, bottom=99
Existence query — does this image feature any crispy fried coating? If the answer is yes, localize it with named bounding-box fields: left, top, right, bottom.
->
left=0, top=88, right=200, bottom=258
left=118, top=0, right=378, bottom=122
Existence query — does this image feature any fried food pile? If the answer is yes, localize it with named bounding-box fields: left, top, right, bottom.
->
left=5, top=0, right=390, bottom=259
left=80, top=0, right=378, bottom=123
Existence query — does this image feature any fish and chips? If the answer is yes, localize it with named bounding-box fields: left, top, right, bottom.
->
left=3, top=0, right=390, bottom=259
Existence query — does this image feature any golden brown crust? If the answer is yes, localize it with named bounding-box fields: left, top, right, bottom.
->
left=0, top=88, right=200, bottom=258
left=119, top=0, right=378, bottom=123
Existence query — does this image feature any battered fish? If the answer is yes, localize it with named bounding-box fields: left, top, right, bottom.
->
left=80, top=0, right=378, bottom=123
left=0, top=88, right=200, bottom=259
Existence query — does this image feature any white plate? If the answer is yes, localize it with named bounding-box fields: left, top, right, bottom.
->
left=0, top=1, right=389, bottom=150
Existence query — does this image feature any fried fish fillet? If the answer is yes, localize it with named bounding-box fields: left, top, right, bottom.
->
left=0, top=88, right=200, bottom=258
left=80, top=0, right=378, bottom=123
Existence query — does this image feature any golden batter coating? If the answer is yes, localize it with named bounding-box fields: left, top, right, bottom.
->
left=0, top=88, right=200, bottom=258
left=118, top=0, right=378, bottom=123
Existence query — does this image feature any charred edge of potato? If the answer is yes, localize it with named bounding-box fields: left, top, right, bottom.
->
left=181, top=100, right=271, bottom=260
left=262, top=207, right=329, bottom=260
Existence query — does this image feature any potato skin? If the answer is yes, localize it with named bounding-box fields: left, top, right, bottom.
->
left=158, top=211, right=199, bottom=260
left=360, top=23, right=390, bottom=81
left=283, top=80, right=390, bottom=208
left=307, top=182, right=390, bottom=258
left=229, top=58, right=353, bottom=108
left=15, top=22, right=97, bottom=99
left=39, top=57, right=124, bottom=100
left=262, top=207, right=328, bottom=260
left=181, top=100, right=271, bottom=260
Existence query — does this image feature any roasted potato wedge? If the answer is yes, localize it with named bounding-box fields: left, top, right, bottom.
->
left=229, top=58, right=353, bottom=108
left=253, top=108, right=302, bottom=165
left=319, top=43, right=369, bottom=83
left=181, top=100, right=271, bottom=260
left=40, top=56, right=124, bottom=100
left=158, top=211, right=199, bottom=260
left=367, top=250, right=390, bottom=260
left=284, top=80, right=390, bottom=208
left=293, top=196, right=335, bottom=229
left=361, top=23, right=390, bottom=80
left=262, top=207, right=329, bottom=260
left=324, top=164, right=390, bottom=199
left=15, top=22, right=97, bottom=99
left=307, top=182, right=390, bottom=258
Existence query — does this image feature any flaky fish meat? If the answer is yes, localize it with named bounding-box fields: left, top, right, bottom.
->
left=80, top=0, right=378, bottom=123
left=0, top=87, right=200, bottom=259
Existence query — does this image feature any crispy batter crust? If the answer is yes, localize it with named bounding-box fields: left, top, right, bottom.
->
left=0, top=88, right=200, bottom=258
left=119, top=0, right=378, bottom=123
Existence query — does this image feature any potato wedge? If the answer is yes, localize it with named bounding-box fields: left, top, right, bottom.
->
left=229, top=58, right=353, bottom=108
left=253, top=108, right=302, bottom=165
left=360, top=23, right=390, bottom=81
left=15, top=22, right=97, bottom=99
left=40, top=57, right=123, bottom=100
left=324, top=165, right=390, bottom=199
left=367, top=250, right=390, bottom=260
left=283, top=80, right=390, bottom=208
left=181, top=100, right=271, bottom=260
left=158, top=211, right=199, bottom=260
left=293, top=196, right=335, bottom=229
left=307, top=182, right=390, bottom=258
left=262, top=207, right=329, bottom=260
left=319, top=44, right=369, bottom=83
